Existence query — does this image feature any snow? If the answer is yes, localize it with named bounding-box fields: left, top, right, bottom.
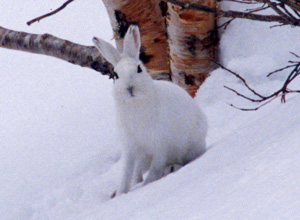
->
left=1, top=1, right=300, bottom=220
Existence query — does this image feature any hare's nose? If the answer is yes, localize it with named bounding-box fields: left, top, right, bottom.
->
left=127, top=86, right=134, bottom=97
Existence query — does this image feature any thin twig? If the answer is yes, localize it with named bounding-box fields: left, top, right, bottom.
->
left=227, top=96, right=278, bottom=111
left=27, top=0, right=75, bottom=26
left=224, top=86, right=262, bottom=102
left=220, top=0, right=260, bottom=4
left=281, top=4, right=298, bottom=21
left=267, top=64, right=297, bottom=77
left=290, top=52, right=300, bottom=59
left=215, top=56, right=300, bottom=111
left=217, top=18, right=236, bottom=29
left=292, top=9, right=300, bottom=19
left=246, top=5, right=270, bottom=14
left=163, top=0, right=300, bottom=26
left=266, top=1, right=291, bottom=22
left=213, top=61, right=266, bottom=99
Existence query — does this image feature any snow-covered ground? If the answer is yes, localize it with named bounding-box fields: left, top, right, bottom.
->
left=1, top=1, right=300, bottom=219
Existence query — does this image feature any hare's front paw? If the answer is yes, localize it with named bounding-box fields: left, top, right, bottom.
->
left=110, top=190, right=117, bottom=199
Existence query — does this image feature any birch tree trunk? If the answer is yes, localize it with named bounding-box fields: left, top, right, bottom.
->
left=167, top=0, right=217, bottom=97
left=102, top=0, right=170, bottom=80
left=102, top=0, right=217, bottom=97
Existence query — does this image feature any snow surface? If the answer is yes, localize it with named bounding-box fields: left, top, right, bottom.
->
left=1, top=1, right=300, bottom=220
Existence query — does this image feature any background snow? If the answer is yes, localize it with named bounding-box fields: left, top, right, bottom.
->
left=0, top=1, right=300, bottom=219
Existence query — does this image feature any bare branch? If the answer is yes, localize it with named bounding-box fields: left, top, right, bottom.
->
left=280, top=0, right=300, bottom=13
left=265, top=0, right=297, bottom=24
left=224, top=0, right=300, bottom=13
left=213, top=61, right=266, bottom=99
left=227, top=96, right=278, bottom=111
left=221, top=0, right=260, bottom=4
left=246, top=5, right=270, bottom=14
left=163, top=0, right=300, bottom=26
left=223, top=86, right=262, bottom=102
left=267, top=64, right=297, bottom=77
left=0, top=26, right=116, bottom=79
left=217, top=18, right=236, bottom=29
left=290, top=51, right=300, bottom=59
left=27, top=0, right=75, bottom=26
left=215, top=57, right=300, bottom=111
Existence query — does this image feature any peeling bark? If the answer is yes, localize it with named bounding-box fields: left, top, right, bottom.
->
left=0, top=26, right=115, bottom=77
left=102, top=0, right=170, bottom=80
left=167, top=0, right=217, bottom=97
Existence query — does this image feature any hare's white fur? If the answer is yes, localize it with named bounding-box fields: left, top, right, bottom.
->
left=93, top=26, right=207, bottom=196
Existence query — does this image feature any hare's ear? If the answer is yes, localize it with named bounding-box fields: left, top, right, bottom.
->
left=123, top=25, right=140, bottom=60
left=93, top=37, right=121, bottom=67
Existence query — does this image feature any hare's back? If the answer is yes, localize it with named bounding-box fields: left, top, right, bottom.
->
left=154, top=80, right=203, bottom=114
left=154, top=80, right=207, bottom=135
left=154, top=80, right=207, bottom=163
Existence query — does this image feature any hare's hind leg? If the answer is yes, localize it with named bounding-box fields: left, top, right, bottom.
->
left=163, top=164, right=182, bottom=176
left=132, top=154, right=144, bottom=185
left=133, top=154, right=152, bottom=185
left=143, top=156, right=166, bottom=185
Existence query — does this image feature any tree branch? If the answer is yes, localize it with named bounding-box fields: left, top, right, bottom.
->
left=213, top=61, right=266, bottom=100
left=0, top=26, right=116, bottom=79
left=27, top=0, right=75, bottom=26
left=215, top=55, right=300, bottom=111
left=163, top=0, right=300, bottom=26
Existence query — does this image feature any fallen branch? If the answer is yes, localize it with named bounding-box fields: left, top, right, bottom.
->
left=27, top=0, right=75, bottom=26
left=0, top=26, right=116, bottom=79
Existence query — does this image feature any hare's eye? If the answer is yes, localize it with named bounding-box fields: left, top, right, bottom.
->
left=137, top=65, right=142, bottom=73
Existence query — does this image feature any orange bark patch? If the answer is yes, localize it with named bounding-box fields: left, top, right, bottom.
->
left=167, top=0, right=217, bottom=97
left=102, top=0, right=170, bottom=80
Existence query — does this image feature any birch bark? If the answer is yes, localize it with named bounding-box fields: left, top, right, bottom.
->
left=102, top=0, right=170, bottom=80
left=102, top=0, right=217, bottom=96
left=0, top=26, right=115, bottom=77
left=167, top=0, right=217, bottom=97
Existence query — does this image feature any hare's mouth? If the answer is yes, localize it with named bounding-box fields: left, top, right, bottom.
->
left=127, top=86, right=134, bottom=97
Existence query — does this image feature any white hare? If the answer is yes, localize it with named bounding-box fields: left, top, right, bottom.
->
left=93, top=26, right=207, bottom=196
